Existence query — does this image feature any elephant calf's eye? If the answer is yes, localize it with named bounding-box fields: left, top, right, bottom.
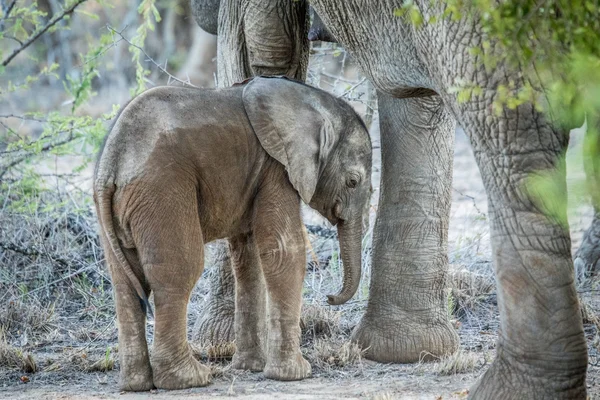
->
left=346, top=176, right=359, bottom=188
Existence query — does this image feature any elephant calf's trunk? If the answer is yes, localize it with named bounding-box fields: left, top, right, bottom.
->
left=327, top=217, right=362, bottom=305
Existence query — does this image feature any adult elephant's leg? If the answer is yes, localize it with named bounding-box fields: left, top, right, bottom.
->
left=192, top=241, right=235, bottom=345
left=575, top=214, right=600, bottom=281
left=574, top=119, right=600, bottom=281
left=463, top=103, right=588, bottom=399
left=352, top=92, right=459, bottom=362
left=193, top=0, right=309, bottom=351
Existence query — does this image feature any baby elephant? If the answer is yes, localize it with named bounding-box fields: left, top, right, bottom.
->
left=94, top=76, right=372, bottom=391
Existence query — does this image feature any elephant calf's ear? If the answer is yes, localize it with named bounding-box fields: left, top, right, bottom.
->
left=242, top=78, right=335, bottom=204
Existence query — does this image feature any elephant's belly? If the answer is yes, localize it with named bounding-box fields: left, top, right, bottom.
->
left=197, top=200, right=252, bottom=244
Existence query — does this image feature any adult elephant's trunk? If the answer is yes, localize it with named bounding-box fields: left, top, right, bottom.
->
left=327, top=216, right=362, bottom=305
left=191, top=0, right=220, bottom=35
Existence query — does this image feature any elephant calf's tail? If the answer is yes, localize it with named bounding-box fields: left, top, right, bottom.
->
left=96, top=184, right=153, bottom=318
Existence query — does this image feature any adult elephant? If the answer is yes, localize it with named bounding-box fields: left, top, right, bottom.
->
left=306, top=3, right=590, bottom=398
left=192, top=1, right=589, bottom=398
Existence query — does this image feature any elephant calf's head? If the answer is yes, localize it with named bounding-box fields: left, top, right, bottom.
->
left=242, top=76, right=372, bottom=305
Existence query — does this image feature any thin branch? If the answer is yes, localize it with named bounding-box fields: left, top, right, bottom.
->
left=0, top=114, right=48, bottom=123
left=319, top=71, right=358, bottom=84
left=0, top=128, right=76, bottom=180
left=3, top=34, right=23, bottom=45
left=1, top=0, right=89, bottom=67
left=107, top=25, right=199, bottom=88
left=453, top=187, right=487, bottom=218
left=337, top=77, right=367, bottom=99
left=0, top=0, right=17, bottom=31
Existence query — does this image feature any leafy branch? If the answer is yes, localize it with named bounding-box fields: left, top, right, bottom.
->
left=1, top=0, right=89, bottom=67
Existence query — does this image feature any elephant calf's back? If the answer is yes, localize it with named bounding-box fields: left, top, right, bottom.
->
left=95, top=85, right=248, bottom=190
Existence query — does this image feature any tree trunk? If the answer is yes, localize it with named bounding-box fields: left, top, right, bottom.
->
left=351, top=91, right=459, bottom=362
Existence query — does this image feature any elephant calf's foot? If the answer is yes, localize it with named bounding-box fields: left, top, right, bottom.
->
left=264, top=352, right=311, bottom=381
left=119, top=355, right=154, bottom=392
left=232, top=350, right=266, bottom=372
left=470, top=351, right=587, bottom=400
left=351, top=316, right=458, bottom=363
left=152, top=352, right=211, bottom=390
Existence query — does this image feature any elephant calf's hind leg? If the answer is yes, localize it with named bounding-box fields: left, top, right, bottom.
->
left=132, top=181, right=210, bottom=390
left=106, top=247, right=153, bottom=391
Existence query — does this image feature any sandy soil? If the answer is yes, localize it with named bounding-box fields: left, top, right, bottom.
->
left=1, top=366, right=478, bottom=400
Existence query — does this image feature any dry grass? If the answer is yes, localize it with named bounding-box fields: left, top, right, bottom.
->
left=0, top=332, right=36, bottom=373
left=301, top=303, right=342, bottom=339
left=371, top=392, right=394, bottom=400
left=308, top=339, right=364, bottom=369
left=192, top=341, right=237, bottom=362
left=447, top=267, right=495, bottom=316
left=435, top=350, right=482, bottom=376
left=0, top=300, right=57, bottom=337
left=581, top=299, right=600, bottom=330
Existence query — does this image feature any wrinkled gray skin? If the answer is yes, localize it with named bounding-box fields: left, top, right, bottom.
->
left=307, top=8, right=335, bottom=43
left=191, top=0, right=219, bottom=35
left=309, top=2, right=587, bottom=399
left=191, top=0, right=310, bottom=350
left=95, top=77, right=372, bottom=390
left=191, top=1, right=588, bottom=398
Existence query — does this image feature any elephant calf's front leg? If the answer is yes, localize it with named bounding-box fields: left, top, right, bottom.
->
left=253, top=181, right=311, bottom=381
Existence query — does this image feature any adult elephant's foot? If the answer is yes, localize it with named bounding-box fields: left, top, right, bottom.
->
left=152, top=351, right=211, bottom=390
left=469, top=347, right=587, bottom=400
left=192, top=304, right=235, bottom=345
left=351, top=314, right=458, bottom=362
left=574, top=213, right=600, bottom=282
left=192, top=241, right=236, bottom=354
left=264, top=351, right=311, bottom=381
left=118, top=354, right=154, bottom=392
left=231, top=350, right=266, bottom=372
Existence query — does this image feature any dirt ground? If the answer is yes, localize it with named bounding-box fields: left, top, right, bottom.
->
left=1, top=123, right=598, bottom=399
left=2, top=363, right=479, bottom=400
